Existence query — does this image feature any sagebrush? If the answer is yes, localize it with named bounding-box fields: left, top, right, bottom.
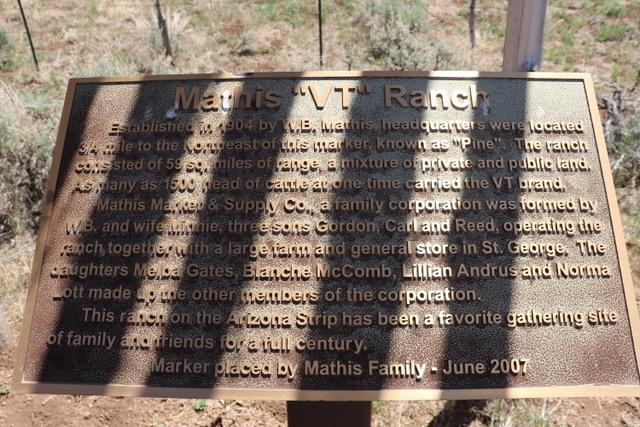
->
left=0, top=83, right=53, bottom=231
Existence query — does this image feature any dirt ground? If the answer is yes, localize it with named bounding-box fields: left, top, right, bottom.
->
left=2, top=334, right=640, bottom=426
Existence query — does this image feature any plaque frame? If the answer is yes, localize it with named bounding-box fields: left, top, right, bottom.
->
left=12, top=71, right=640, bottom=400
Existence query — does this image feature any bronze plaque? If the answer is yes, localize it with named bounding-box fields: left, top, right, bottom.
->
left=12, top=72, right=640, bottom=399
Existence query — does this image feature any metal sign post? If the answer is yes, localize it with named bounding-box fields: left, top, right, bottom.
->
left=287, top=401, right=371, bottom=427
left=288, top=3, right=549, bottom=426
left=503, top=0, right=547, bottom=72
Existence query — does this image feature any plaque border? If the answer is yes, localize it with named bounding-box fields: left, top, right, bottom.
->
left=12, top=71, right=640, bottom=400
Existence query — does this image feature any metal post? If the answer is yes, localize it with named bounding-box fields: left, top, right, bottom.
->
left=287, top=401, right=371, bottom=427
left=317, top=0, right=324, bottom=68
left=469, top=0, right=477, bottom=48
left=154, top=0, right=173, bottom=64
left=502, top=0, right=547, bottom=71
left=16, top=0, right=38, bottom=71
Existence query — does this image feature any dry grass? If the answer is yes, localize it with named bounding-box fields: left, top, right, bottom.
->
left=0, top=234, right=34, bottom=339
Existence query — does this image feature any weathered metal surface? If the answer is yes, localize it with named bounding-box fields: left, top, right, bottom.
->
left=12, top=72, right=640, bottom=400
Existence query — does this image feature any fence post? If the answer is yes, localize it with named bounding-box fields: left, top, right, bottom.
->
left=154, top=0, right=173, bottom=64
left=16, top=0, right=39, bottom=71
left=318, top=0, right=324, bottom=68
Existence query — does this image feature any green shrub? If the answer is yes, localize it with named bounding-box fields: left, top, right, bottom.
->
left=602, top=0, right=626, bottom=17
left=601, top=89, right=640, bottom=188
left=610, top=108, right=640, bottom=188
left=0, top=26, right=17, bottom=71
left=0, top=83, right=53, bottom=230
left=546, top=47, right=563, bottom=65
left=258, top=0, right=306, bottom=26
left=474, top=399, right=552, bottom=427
left=368, top=13, right=427, bottom=70
left=596, top=22, right=631, bottom=42
left=354, top=0, right=453, bottom=70
left=193, top=399, right=208, bottom=412
left=560, top=27, right=575, bottom=47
